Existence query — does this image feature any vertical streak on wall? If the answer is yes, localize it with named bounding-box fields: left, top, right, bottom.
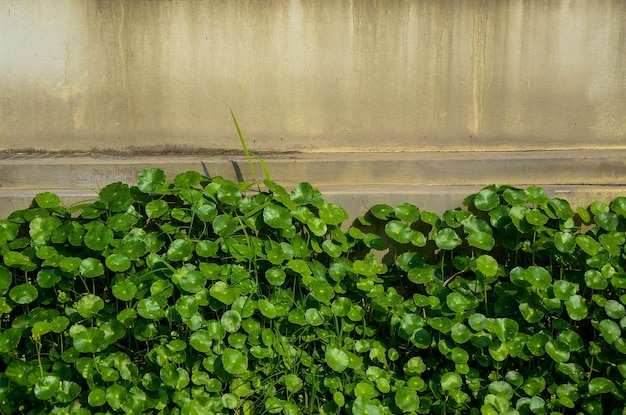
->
left=116, top=2, right=132, bottom=122
left=470, top=0, right=488, bottom=137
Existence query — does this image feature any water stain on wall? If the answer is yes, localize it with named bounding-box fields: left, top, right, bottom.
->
left=0, top=0, right=624, bottom=153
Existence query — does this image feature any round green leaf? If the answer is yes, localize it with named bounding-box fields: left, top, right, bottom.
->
left=525, top=186, right=548, bottom=205
left=32, top=321, right=52, bottom=336
left=265, top=267, right=286, bottom=286
left=196, top=240, right=219, bottom=258
left=263, top=204, right=292, bottom=229
left=55, top=380, right=81, bottom=404
left=34, top=375, right=61, bottom=400
left=83, top=222, right=113, bottom=251
left=588, top=377, right=615, bottom=395
left=370, top=204, right=394, bottom=220
left=447, top=292, right=478, bottom=313
left=9, top=283, right=38, bottom=304
left=395, top=203, right=420, bottom=222
left=189, top=330, right=212, bottom=353
left=325, top=347, right=349, bottom=373
left=604, top=300, right=625, bottom=319
left=468, top=232, right=495, bottom=251
left=474, top=189, right=500, bottom=211
left=175, top=295, right=198, bottom=319
left=212, top=214, right=236, bottom=236
left=216, top=182, right=242, bottom=205
left=0, top=267, right=11, bottom=294
left=412, top=329, right=431, bottom=349
left=319, top=203, right=349, bottom=226
left=99, top=182, right=133, bottom=212
left=196, top=203, right=218, bottom=222
left=112, top=280, right=137, bottom=301
left=107, top=213, right=138, bottom=231
left=441, top=372, right=463, bottom=390
left=88, top=388, right=106, bottom=407
left=36, top=268, right=62, bottom=288
left=385, top=220, right=412, bottom=244
left=174, top=171, right=204, bottom=188
left=179, top=270, right=207, bottom=293
left=290, top=182, right=323, bottom=205
left=525, top=266, right=551, bottom=290
left=488, top=318, right=519, bottom=342
left=71, top=328, right=105, bottom=353
left=307, top=217, right=327, bottom=237
left=476, top=254, right=498, bottom=277
left=488, top=381, right=513, bottom=400
left=555, top=232, right=576, bottom=253
left=137, top=297, right=166, bottom=320
left=222, top=348, right=248, bottom=374
left=576, top=234, right=601, bottom=256
left=309, top=280, right=335, bottom=305
left=80, top=257, right=105, bottom=278
left=354, top=382, right=377, bottom=399
left=352, top=397, right=381, bottom=415
left=105, top=253, right=131, bottom=272
left=322, top=240, right=343, bottom=258
left=167, top=239, right=194, bottom=262
left=525, top=209, right=548, bottom=226
left=283, top=374, right=303, bottom=393
left=553, top=280, right=577, bottom=300
left=221, top=310, right=242, bottom=333
left=76, top=294, right=105, bottom=318
left=488, top=340, right=510, bottom=361
left=545, top=340, right=570, bottom=363
left=145, top=199, right=169, bottom=219
left=257, top=298, right=277, bottom=318
left=222, top=393, right=240, bottom=409
left=138, top=168, right=167, bottom=193
left=0, top=328, right=21, bottom=353
left=564, top=295, right=588, bottom=321
left=584, top=270, right=608, bottom=290
left=549, top=198, right=575, bottom=219
left=598, top=319, right=621, bottom=344
left=594, top=212, right=618, bottom=231
left=210, top=281, right=238, bottom=305
left=435, top=228, right=462, bottom=250
left=29, top=216, right=62, bottom=244
left=503, top=188, right=527, bottom=205
left=305, top=308, right=324, bottom=326
left=451, top=347, right=469, bottom=363
left=35, top=192, right=61, bottom=208
left=50, top=316, right=70, bottom=333
left=395, top=386, right=420, bottom=412
left=451, top=323, right=472, bottom=344
left=3, top=251, right=36, bottom=270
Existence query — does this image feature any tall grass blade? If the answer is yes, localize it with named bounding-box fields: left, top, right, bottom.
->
left=230, top=109, right=260, bottom=190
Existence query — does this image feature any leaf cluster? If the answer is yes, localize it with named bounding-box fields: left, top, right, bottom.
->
left=0, top=175, right=625, bottom=415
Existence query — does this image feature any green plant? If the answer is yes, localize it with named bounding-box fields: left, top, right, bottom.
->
left=0, top=174, right=625, bottom=414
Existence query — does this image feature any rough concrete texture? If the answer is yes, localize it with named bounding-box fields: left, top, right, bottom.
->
left=1, top=1, right=625, bottom=152
left=1, top=151, right=625, bottom=220
left=1, top=1, right=625, bottom=219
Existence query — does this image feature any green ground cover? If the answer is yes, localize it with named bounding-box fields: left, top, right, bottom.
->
left=0, top=168, right=625, bottom=414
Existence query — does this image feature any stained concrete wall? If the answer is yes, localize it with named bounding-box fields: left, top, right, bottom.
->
left=2, top=0, right=625, bottom=153
left=1, top=1, right=626, bottom=219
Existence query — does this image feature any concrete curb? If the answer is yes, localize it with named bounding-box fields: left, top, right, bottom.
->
left=2, top=150, right=626, bottom=219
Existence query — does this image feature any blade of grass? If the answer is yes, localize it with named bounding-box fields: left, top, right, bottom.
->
left=230, top=109, right=260, bottom=190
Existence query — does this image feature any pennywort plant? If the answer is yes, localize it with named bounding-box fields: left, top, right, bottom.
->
left=0, top=172, right=624, bottom=414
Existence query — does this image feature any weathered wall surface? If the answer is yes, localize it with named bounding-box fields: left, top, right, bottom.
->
left=1, top=0, right=625, bottom=153
left=1, top=0, right=625, bottom=219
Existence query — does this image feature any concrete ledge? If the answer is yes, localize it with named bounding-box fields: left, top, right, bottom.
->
left=1, top=150, right=626, bottom=219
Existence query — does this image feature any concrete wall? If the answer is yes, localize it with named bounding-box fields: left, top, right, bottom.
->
left=1, top=0, right=625, bottom=219
left=2, top=0, right=625, bottom=153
